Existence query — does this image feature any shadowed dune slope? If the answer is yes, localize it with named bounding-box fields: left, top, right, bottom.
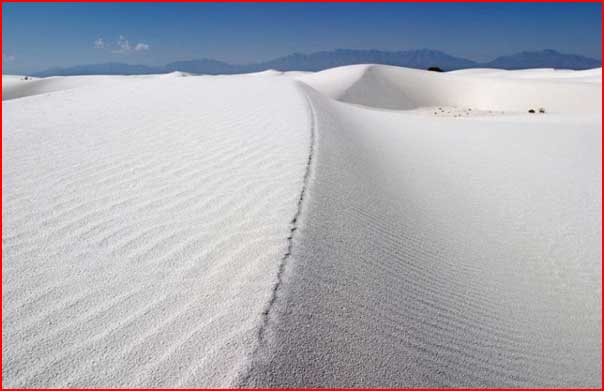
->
left=242, top=81, right=601, bottom=387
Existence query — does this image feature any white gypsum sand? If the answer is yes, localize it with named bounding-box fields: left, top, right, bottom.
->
left=2, top=73, right=312, bottom=387
left=2, top=65, right=602, bottom=388
left=243, top=83, right=601, bottom=388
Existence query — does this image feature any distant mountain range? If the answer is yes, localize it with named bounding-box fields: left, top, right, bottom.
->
left=33, top=49, right=601, bottom=77
left=482, top=49, right=601, bottom=70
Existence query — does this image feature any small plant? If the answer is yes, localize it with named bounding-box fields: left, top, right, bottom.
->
left=528, top=109, right=536, bottom=114
left=427, top=66, right=444, bottom=72
left=539, top=107, right=546, bottom=113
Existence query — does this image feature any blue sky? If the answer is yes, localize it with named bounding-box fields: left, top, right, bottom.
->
left=2, top=2, right=601, bottom=74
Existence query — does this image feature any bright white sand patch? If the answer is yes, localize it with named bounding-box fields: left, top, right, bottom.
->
left=2, top=75, right=311, bottom=387
left=450, top=67, right=602, bottom=83
left=2, top=74, right=165, bottom=101
left=2, top=65, right=601, bottom=388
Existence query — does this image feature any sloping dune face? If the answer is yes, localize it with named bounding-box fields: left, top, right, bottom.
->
left=295, top=64, right=602, bottom=113
left=3, top=75, right=130, bottom=101
left=244, top=68, right=602, bottom=388
left=2, top=75, right=311, bottom=387
left=2, top=66, right=602, bottom=388
left=2, top=73, right=195, bottom=101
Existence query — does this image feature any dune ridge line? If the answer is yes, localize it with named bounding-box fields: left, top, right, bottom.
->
left=238, top=83, right=318, bottom=386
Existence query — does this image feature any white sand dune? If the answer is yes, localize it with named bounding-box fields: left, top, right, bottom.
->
left=4, top=75, right=114, bottom=101
left=450, top=67, right=602, bottom=83
left=295, top=64, right=601, bottom=112
left=3, top=65, right=601, bottom=388
left=243, top=83, right=601, bottom=387
left=3, top=74, right=312, bottom=387
left=1, top=73, right=195, bottom=101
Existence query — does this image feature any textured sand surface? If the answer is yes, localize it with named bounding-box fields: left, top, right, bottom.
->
left=2, top=66, right=601, bottom=388
left=3, top=74, right=311, bottom=387
left=242, top=85, right=601, bottom=387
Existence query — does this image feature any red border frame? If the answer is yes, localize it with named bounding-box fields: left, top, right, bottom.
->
left=0, top=1, right=602, bottom=390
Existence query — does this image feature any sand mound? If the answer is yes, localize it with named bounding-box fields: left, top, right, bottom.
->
left=294, top=64, right=601, bottom=113
left=2, top=75, right=129, bottom=101
left=159, top=71, right=195, bottom=78
left=235, top=69, right=284, bottom=77
left=2, top=74, right=196, bottom=101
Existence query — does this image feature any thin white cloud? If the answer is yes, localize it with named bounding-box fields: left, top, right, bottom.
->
left=113, top=35, right=131, bottom=53
left=95, top=35, right=150, bottom=54
left=94, top=38, right=105, bottom=49
left=135, top=43, right=150, bottom=51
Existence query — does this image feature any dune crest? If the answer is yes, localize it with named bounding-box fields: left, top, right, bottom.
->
left=295, top=64, right=602, bottom=113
